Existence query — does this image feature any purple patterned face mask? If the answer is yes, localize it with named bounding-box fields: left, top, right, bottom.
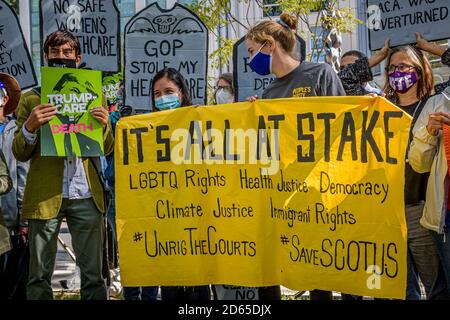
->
left=389, top=71, right=418, bottom=94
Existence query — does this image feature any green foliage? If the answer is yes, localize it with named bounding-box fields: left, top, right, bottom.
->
left=278, top=0, right=362, bottom=62
left=187, top=1, right=231, bottom=36
left=209, top=37, right=238, bottom=69
left=4, top=0, right=19, bottom=13
left=277, top=0, right=327, bottom=15
left=188, top=0, right=362, bottom=66
left=206, top=37, right=237, bottom=104
left=277, top=0, right=362, bottom=33
left=188, top=0, right=252, bottom=73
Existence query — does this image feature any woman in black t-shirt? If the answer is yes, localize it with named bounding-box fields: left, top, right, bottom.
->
left=244, top=12, right=345, bottom=301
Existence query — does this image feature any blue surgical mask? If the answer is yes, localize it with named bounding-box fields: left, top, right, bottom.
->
left=248, top=43, right=272, bottom=76
left=155, top=94, right=181, bottom=110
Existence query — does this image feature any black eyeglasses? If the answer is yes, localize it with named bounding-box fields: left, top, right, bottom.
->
left=385, top=63, right=415, bottom=73
left=214, top=85, right=232, bottom=90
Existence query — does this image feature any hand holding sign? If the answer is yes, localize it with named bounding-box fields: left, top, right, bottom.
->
left=368, top=38, right=390, bottom=68
left=365, top=92, right=386, bottom=98
left=427, top=112, right=450, bottom=136
left=24, top=104, right=57, bottom=133
left=90, top=106, right=108, bottom=129
left=246, top=95, right=258, bottom=102
left=415, top=33, right=447, bottom=57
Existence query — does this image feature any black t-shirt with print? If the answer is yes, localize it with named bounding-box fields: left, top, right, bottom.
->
left=262, top=61, right=346, bottom=99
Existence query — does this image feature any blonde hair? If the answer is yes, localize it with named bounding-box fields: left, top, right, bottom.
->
left=246, top=13, right=297, bottom=54
left=384, top=46, right=434, bottom=102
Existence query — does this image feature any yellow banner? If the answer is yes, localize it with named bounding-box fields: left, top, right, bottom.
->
left=115, top=97, right=410, bottom=299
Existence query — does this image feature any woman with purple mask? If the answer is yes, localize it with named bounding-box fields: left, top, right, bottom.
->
left=384, top=45, right=449, bottom=299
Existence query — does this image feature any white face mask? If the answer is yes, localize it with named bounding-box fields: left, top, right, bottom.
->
left=215, top=88, right=234, bottom=105
left=0, top=94, right=6, bottom=108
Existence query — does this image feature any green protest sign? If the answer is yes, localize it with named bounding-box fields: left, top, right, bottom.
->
left=40, top=67, right=104, bottom=157
left=102, top=71, right=123, bottom=109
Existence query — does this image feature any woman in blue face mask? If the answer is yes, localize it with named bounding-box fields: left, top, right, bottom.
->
left=245, top=12, right=345, bottom=101
left=151, top=68, right=211, bottom=301
left=151, top=68, right=191, bottom=111
left=245, top=12, right=345, bottom=301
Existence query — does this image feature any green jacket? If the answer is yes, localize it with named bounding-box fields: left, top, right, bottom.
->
left=12, top=90, right=114, bottom=220
left=0, top=149, right=12, bottom=195
left=0, top=149, right=12, bottom=254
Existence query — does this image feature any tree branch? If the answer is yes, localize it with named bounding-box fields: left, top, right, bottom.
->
left=245, top=0, right=252, bottom=28
left=222, top=2, right=249, bottom=30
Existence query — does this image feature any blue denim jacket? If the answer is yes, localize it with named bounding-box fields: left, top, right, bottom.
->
left=0, top=118, right=29, bottom=234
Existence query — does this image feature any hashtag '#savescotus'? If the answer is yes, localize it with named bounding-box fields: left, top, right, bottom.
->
left=280, top=235, right=289, bottom=245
